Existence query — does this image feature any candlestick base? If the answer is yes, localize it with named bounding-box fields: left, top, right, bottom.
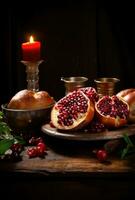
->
left=21, top=60, right=43, bottom=92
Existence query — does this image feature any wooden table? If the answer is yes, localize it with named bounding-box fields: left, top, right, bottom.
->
left=0, top=133, right=135, bottom=200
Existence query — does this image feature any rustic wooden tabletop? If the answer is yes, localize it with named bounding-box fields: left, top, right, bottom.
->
left=0, top=133, right=135, bottom=177
left=0, top=133, right=135, bottom=200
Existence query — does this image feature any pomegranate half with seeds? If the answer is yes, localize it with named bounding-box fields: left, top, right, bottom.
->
left=51, top=90, right=95, bottom=130
left=95, top=95, right=129, bottom=128
left=78, top=87, right=99, bottom=103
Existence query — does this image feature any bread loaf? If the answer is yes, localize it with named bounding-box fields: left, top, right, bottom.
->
left=7, top=89, right=55, bottom=110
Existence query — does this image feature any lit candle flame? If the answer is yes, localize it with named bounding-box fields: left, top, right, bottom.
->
left=30, top=36, right=34, bottom=43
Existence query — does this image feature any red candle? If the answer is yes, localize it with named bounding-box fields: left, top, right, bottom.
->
left=22, top=36, right=41, bottom=61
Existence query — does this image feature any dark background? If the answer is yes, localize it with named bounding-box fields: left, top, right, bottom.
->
left=1, top=0, right=135, bottom=104
left=1, top=2, right=135, bottom=199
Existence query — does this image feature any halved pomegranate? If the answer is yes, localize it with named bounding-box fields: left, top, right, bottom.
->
left=95, top=95, right=129, bottom=128
left=79, top=87, right=99, bottom=103
left=51, top=90, right=95, bottom=130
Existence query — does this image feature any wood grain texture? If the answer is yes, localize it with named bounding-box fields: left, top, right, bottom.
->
left=0, top=144, right=135, bottom=177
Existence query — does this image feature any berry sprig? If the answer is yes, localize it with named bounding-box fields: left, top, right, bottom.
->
left=27, top=137, right=47, bottom=158
left=92, top=134, right=135, bottom=162
left=0, top=111, right=25, bottom=161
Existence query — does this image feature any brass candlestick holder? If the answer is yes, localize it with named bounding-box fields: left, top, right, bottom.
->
left=94, top=77, right=120, bottom=97
left=21, top=60, right=43, bottom=92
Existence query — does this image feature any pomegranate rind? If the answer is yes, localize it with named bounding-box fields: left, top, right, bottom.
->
left=116, top=88, right=135, bottom=98
left=95, top=112, right=128, bottom=128
left=51, top=91, right=95, bottom=130
left=117, top=89, right=135, bottom=123
left=95, top=96, right=129, bottom=128
left=128, top=103, right=135, bottom=122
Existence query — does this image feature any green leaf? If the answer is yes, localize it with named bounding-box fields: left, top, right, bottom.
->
left=121, top=133, right=135, bottom=159
left=121, top=147, right=129, bottom=159
left=123, top=133, right=134, bottom=146
left=0, top=122, right=11, bottom=134
left=14, top=135, right=26, bottom=145
left=0, top=111, right=4, bottom=120
left=0, top=111, right=25, bottom=156
left=0, top=139, right=14, bottom=155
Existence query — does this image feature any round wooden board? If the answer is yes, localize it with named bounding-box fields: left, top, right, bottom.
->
left=41, top=123, right=135, bottom=141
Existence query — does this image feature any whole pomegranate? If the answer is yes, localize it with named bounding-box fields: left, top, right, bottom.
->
left=95, top=95, right=129, bottom=128
left=117, top=88, right=135, bottom=123
left=117, top=88, right=135, bottom=98
left=51, top=90, right=95, bottom=130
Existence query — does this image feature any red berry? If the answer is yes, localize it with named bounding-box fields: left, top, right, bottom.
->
left=29, top=137, right=44, bottom=145
left=36, top=137, right=44, bottom=144
left=11, top=143, right=23, bottom=153
left=37, top=142, right=46, bottom=156
left=96, top=149, right=108, bottom=162
left=27, top=147, right=38, bottom=158
left=29, top=137, right=37, bottom=145
left=37, top=142, right=46, bottom=150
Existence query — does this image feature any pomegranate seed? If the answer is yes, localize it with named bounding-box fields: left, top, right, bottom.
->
left=79, top=87, right=99, bottom=102
left=89, top=120, right=105, bottom=133
left=50, top=121, right=56, bottom=128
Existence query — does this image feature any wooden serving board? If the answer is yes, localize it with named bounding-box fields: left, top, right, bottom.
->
left=41, top=123, right=135, bottom=141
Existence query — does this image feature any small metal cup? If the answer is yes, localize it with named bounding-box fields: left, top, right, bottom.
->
left=94, top=77, right=120, bottom=97
left=61, top=76, right=88, bottom=95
